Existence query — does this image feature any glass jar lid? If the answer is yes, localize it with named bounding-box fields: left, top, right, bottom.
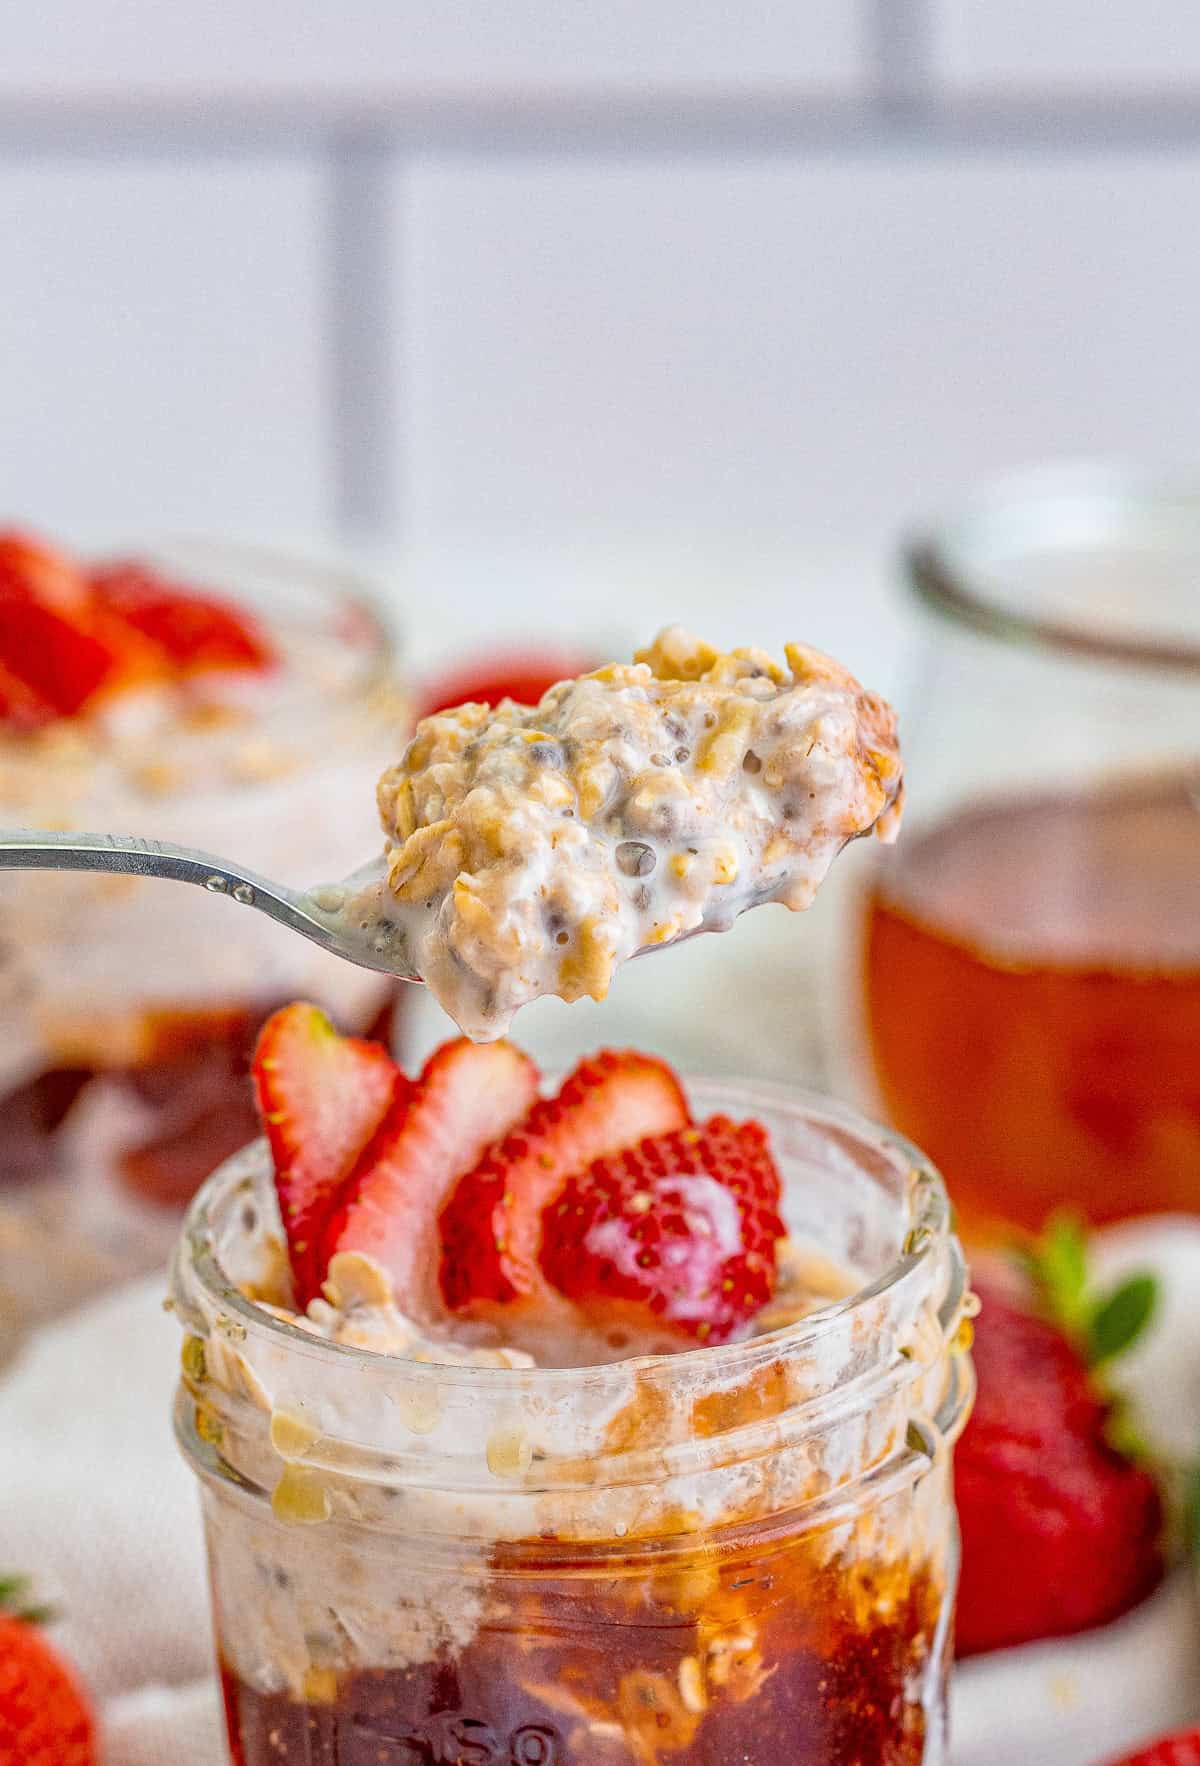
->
left=906, top=462, right=1200, bottom=673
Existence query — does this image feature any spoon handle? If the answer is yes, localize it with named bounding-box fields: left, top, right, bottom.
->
left=0, top=827, right=272, bottom=891
left=0, top=827, right=409, bottom=979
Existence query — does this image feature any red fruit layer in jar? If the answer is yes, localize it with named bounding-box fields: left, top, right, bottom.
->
left=0, top=992, right=398, bottom=1204
left=220, top=1542, right=940, bottom=1766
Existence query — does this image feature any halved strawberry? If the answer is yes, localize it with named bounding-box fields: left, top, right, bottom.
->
left=252, top=1003, right=402, bottom=1305
left=438, top=1051, right=689, bottom=1315
left=321, top=1038, right=539, bottom=1324
left=540, top=1116, right=785, bottom=1345
left=92, top=561, right=276, bottom=675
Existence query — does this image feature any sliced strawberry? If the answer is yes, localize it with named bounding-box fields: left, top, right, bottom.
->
left=0, top=534, right=273, bottom=728
left=418, top=647, right=596, bottom=718
left=92, top=560, right=277, bottom=675
left=0, top=529, right=90, bottom=613
left=0, top=656, right=59, bottom=730
left=252, top=1003, right=402, bottom=1305
left=0, top=600, right=133, bottom=719
left=439, top=1050, right=689, bottom=1315
left=321, top=1038, right=539, bottom=1324
left=1107, top=1730, right=1200, bottom=1766
left=0, top=530, right=144, bottom=720
left=539, top=1116, right=784, bottom=1345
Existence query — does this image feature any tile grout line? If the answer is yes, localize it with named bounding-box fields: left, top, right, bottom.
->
left=10, top=96, right=1200, bottom=156
left=325, top=133, right=398, bottom=541
left=868, top=0, right=937, bottom=115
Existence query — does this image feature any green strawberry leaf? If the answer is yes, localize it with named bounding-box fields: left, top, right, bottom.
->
left=0, top=1573, right=54, bottom=1625
left=1103, top=1403, right=1154, bottom=1466
left=1089, top=1273, right=1157, bottom=1365
left=1012, top=1213, right=1159, bottom=1372
left=1014, top=1210, right=1091, bottom=1338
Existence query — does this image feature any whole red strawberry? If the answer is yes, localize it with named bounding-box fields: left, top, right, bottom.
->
left=1105, top=1728, right=1200, bottom=1766
left=0, top=1577, right=95, bottom=1766
left=956, top=1221, right=1164, bottom=1656
left=540, top=1116, right=785, bottom=1344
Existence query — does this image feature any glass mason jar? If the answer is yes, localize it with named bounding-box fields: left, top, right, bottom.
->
left=0, top=541, right=408, bottom=1323
left=855, top=465, right=1200, bottom=1238
left=171, top=1078, right=973, bottom=1766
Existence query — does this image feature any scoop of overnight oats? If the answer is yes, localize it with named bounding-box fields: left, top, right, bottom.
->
left=371, top=627, right=902, bottom=1039
left=0, top=530, right=405, bottom=1318
left=172, top=1003, right=973, bottom=1766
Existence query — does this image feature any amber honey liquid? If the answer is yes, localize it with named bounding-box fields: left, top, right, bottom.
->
left=864, top=773, right=1200, bottom=1234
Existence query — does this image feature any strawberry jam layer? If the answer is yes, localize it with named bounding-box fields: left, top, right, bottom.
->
left=219, top=1542, right=943, bottom=1766
left=0, top=993, right=398, bottom=1205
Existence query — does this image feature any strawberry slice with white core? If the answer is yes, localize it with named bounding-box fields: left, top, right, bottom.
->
left=252, top=1002, right=402, bottom=1307
left=540, top=1116, right=785, bottom=1345
left=322, top=1038, right=539, bottom=1325
left=438, top=1050, right=689, bottom=1316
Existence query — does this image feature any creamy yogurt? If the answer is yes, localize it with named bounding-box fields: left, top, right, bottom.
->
left=227, top=1196, right=863, bottom=1374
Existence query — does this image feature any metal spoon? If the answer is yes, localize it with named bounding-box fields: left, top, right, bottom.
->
left=0, top=828, right=416, bottom=979
left=0, top=827, right=817, bottom=992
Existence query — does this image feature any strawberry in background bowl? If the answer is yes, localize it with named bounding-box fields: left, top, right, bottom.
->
left=0, top=528, right=407, bottom=1328
left=417, top=645, right=599, bottom=719
left=1106, top=1729, right=1200, bottom=1766
left=0, top=529, right=277, bottom=730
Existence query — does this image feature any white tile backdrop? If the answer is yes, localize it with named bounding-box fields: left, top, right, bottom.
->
left=935, top=0, right=1200, bottom=95
left=1, top=1, right=863, bottom=98
left=4, top=0, right=1200, bottom=675
left=400, top=150, right=1200, bottom=555
left=1, top=158, right=332, bottom=540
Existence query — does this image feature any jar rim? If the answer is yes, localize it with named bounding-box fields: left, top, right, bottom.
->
left=174, top=1074, right=957, bottom=1393
left=904, top=461, right=1200, bottom=676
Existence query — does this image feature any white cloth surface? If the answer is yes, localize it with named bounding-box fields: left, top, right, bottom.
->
left=2, top=1247, right=1200, bottom=1765
left=0, top=1274, right=224, bottom=1763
